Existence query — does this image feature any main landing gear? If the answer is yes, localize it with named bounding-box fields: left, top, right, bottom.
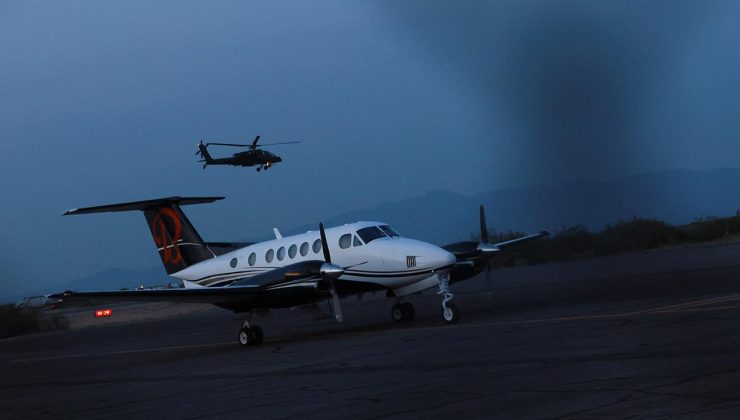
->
left=391, top=301, right=415, bottom=322
left=239, top=319, right=264, bottom=347
left=438, top=271, right=460, bottom=324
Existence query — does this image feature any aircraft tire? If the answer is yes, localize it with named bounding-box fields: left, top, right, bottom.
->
left=239, top=326, right=254, bottom=347
left=442, top=303, right=460, bottom=325
left=401, top=302, right=415, bottom=321
left=391, top=303, right=404, bottom=323
left=251, top=325, right=264, bottom=345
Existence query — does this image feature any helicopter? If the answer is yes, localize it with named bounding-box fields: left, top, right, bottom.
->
left=196, top=135, right=300, bottom=172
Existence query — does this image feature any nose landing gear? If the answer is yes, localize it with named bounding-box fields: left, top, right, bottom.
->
left=437, top=271, right=460, bottom=324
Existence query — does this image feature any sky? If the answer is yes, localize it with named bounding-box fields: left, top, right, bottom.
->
left=2, top=1, right=740, bottom=298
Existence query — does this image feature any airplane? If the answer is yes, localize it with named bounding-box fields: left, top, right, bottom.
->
left=196, top=135, right=300, bottom=172
left=55, top=196, right=548, bottom=347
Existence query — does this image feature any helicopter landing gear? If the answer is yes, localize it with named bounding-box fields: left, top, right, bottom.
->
left=437, top=271, right=459, bottom=324
left=238, top=318, right=264, bottom=347
left=256, top=166, right=262, bottom=172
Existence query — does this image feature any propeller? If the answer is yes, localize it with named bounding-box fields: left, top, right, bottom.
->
left=319, top=222, right=344, bottom=322
left=476, top=205, right=500, bottom=257
left=477, top=205, right=498, bottom=292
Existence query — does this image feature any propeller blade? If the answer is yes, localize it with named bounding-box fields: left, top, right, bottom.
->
left=318, top=222, right=347, bottom=322
left=480, top=205, right=489, bottom=243
left=330, top=288, right=343, bottom=322
left=485, top=262, right=492, bottom=292
left=319, top=222, right=331, bottom=264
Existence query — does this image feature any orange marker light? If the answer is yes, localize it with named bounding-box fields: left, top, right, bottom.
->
left=95, top=309, right=112, bottom=318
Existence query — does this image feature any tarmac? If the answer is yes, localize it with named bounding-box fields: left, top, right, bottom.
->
left=3, top=242, right=740, bottom=419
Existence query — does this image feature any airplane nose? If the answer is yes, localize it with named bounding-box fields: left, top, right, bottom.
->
left=442, top=249, right=456, bottom=267
left=426, top=244, right=456, bottom=268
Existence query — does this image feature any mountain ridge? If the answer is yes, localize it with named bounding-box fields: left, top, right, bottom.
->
left=10, top=168, right=740, bottom=302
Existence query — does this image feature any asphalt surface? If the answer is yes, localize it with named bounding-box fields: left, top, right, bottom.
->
left=4, top=242, right=740, bottom=419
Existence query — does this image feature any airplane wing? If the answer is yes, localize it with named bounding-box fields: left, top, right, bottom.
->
left=52, top=286, right=263, bottom=304
left=442, top=206, right=549, bottom=283
left=52, top=260, right=332, bottom=310
left=441, top=231, right=548, bottom=262
left=490, top=231, right=549, bottom=249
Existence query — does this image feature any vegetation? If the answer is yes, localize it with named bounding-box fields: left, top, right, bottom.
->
left=0, top=305, right=69, bottom=339
left=486, top=212, right=740, bottom=268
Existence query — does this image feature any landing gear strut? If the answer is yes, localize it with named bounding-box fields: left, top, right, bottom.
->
left=438, top=271, right=460, bottom=324
left=238, top=319, right=264, bottom=347
left=391, top=302, right=415, bottom=322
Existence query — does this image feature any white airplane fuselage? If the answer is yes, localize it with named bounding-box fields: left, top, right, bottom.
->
left=175, top=221, right=457, bottom=294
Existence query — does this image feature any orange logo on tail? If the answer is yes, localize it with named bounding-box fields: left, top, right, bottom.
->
left=150, top=208, right=183, bottom=264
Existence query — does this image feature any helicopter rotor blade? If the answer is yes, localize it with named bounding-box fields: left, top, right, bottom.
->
left=201, top=140, right=300, bottom=148
left=254, top=141, right=302, bottom=147
left=250, top=135, right=261, bottom=150
left=204, top=142, right=252, bottom=148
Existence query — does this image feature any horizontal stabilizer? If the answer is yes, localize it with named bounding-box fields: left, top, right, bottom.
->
left=63, top=196, right=224, bottom=216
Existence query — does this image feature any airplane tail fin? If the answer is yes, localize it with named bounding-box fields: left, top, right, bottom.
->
left=64, top=196, right=223, bottom=274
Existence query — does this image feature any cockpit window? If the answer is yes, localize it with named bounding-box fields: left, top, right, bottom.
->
left=357, top=226, right=386, bottom=244
left=379, top=225, right=399, bottom=237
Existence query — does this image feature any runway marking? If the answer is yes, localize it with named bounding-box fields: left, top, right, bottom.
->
left=13, top=293, right=740, bottom=363
left=638, top=293, right=740, bottom=313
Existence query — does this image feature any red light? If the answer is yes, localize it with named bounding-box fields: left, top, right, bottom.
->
left=95, top=309, right=112, bottom=318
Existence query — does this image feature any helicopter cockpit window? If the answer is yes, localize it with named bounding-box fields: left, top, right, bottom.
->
left=379, top=225, right=400, bottom=237
left=338, top=234, right=352, bottom=249
left=353, top=235, right=363, bottom=247
left=357, top=226, right=387, bottom=244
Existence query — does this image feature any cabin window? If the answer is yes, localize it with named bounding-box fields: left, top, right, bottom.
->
left=288, top=244, right=297, bottom=258
left=312, top=239, right=322, bottom=254
left=277, top=246, right=286, bottom=261
left=300, top=242, right=309, bottom=256
left=353, top=235, right=363, bottom=247
left=230, top=258, right=238, bottom=268
left=248, top=252, right=256, bottom=266
left=339, top=233, right=352, bottom=249
left=265, top=249, right=274, bottom=263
